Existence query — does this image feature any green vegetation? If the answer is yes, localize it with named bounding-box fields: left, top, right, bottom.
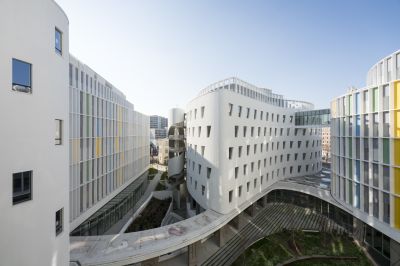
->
left=155, top=181, right=166, bottom=191
left=125, top=198, right=171, bottom=233
left=233, top=230, right=371, bottom=266
left=161, top=171, right=168, bottom=180
left=148, top=167, right=158, bottom=175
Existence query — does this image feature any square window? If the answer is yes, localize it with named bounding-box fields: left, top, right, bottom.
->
left=55, top=28, right=62, bottom=54
left=13, top=171, right=32, bottom=204
left=55, top=208, right=63, bottom=236
left=12, top=58, right=32, bottom=93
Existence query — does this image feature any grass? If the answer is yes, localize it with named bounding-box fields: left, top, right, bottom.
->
left=125, top=198, right=171, bottom=233
left=233, top=230, right=371, bottom=266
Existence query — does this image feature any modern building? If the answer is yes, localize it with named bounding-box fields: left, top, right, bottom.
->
left=0, top=0, right=149, bottom=265
left=322, top=127, right=331, bottom=162
left=68, top=56, right=149, bottom=231
left=150, top=115, right=168, bottom=143
left=157, top=138, right=169, bottom=165
left=185, top=77, right=323, bottom=214
left=331, top=50, right=400, bottom=263
left=150, top=115, right=168, bottom=129
left=0, top=0, right=70, bottom=265
left=168, top=108, right=186, bottom=178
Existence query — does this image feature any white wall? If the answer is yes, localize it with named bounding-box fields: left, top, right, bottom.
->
left=186, top=86, right=322, bottom=214
left=0, top=0, right=70, bottom=265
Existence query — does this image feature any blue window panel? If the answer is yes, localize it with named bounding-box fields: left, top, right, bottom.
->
left=12, top=59, right=31, bottom=87
left=55, top=28, right=62, bottom=54
left=355, top=93, right=360, bottom=114
left=355, top=183, right=360, bottom=209
left=355, top=115, right=360, bottom=136
left=355, top=160, right=360, bottom=182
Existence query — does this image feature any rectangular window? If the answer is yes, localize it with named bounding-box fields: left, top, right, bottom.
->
left=202, top=185, right=205, bottom=196
left=207, top=167, right=211, bottom=179
left=13, top=171, right=32, bottom=204
left=235, top=167, right=238, bottom=179
left=55, top=208, right=63, bottom=235
left=229, top=190, right=233, bottom=203
left=12, top=58, right=32, bottom=93
left=201, top=106, right=205, bottom=118
left=238, top=106, right=242, bottom=117
left=55, top=28, right=62, bottom=55
left=238, top=186, right=242, bottom=197
left=228, top=103, right=233, bottom=116
left=234, top=126, right=239, bottom=137
left=55, top=119, right=62, bottom=145
left=228, top=147, right=233, bottom=159
left=207, top=126, right=211, bottom=137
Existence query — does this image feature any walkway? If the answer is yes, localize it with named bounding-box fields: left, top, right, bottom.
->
left=105, top=171, right=162, bottom=234
left=202, top=203, right=345, bottom=266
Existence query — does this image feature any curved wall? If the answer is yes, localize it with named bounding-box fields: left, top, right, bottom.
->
left=186, top=80, right=322, bottom=214
left=0, top=0, right=70, bottom=265
left=331, top=50, right=400, bottom=242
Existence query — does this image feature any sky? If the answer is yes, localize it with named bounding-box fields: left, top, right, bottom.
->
left=56, top=0, right=400, bottom=117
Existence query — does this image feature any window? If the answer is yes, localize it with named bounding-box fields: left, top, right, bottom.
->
left=228, top=103, right=233, bottom=116
left=55, top=208, right=63, bottom=236
left=13, top=171, right=32, bottom=204
left=12, top=58, right=32, bottom=93
left=198, top=126, right=201, bottom=137
left=55, top=119, right=62, bottom=145
left=55, top=28, right=62, bottom=55
left=235, top=167, right=239, bottom=179
left=207, top=167, right=211, bottom=179
left=228, top=147, right=233, bottom=159
left=238, top=106, right=242, bottom=117
left=229, top=190, right=233, bottom=203
left=201, top=106, right=205, bottom=118
left=207, top=126, right=211, bottom=137
left=234, top=126, right=239, bottom=137
left=238, top=186, right=242, bottom=197
left=202, top=185, right=205, bottom=196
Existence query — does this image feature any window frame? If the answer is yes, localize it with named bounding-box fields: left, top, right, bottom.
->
left=12, top=171, right=32, bottom=205
left=55, top=208, right=64, bottom=236
left=55, top=27, right=63, bottom=55
left=12, top=58, right=32, bottom=93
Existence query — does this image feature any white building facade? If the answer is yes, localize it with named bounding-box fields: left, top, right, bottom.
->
left=0, top=0, right=70, bottom=265
left=186, top=78, right=322, bottom=214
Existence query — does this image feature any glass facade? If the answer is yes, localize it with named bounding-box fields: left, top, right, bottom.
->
left=294, top=109, right=330, bottom=126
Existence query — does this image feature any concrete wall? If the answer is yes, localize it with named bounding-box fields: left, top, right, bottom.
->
left=0, top=0, right=70, bottom=265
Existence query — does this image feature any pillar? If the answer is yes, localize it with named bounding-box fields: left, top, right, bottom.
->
left=188, top=241, right=200, bottom=266
left=245, top=203, right=256, bottom=217
left=141, top=257, right=159, bottom=266
left=214, top=224, right=232, bottom=247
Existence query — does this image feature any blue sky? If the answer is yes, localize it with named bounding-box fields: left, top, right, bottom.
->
left=56, top=0, right=400, bottom=117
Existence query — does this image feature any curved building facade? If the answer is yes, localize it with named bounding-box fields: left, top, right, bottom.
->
left=186, top=77, right=322, bottom=214
left=0, top=0, right=70, bottom=265
left=331, top=50, right=400, bottom=246
left=168, top=108, right=186, bottom=178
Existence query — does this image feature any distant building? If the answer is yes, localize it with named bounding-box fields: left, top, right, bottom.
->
left=322, top=127, right=331, bottom=162
left=150, top=128, right=167, bottom=140
left=157, top=138, right=169, bottom=165
left=150, top=115, right=168, bottom=129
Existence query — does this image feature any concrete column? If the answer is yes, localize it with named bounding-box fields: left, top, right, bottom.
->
left=258, top=196, right=267, bottom=208
left=214, top=224, right=232, bottom=247
left=141, top=257, right=159, bottom=266
left=229, top=213, right=246, bottom=230
left=245, top=203, right=256, bottom=217
left=390, top=238, right=400, bottom=266
left=188, top=241, right=201, bottom=266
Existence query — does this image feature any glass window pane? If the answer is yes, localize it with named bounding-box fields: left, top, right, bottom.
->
left=12, top=59, right=31, bottom=87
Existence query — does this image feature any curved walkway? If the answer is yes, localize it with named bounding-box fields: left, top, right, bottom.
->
left=202, top=203, right=345, bottom=266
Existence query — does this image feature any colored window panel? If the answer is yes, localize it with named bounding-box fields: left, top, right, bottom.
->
left=394, top=196, right=400, bottom=229
left=395, top=168, right=400, bottom=195
left=395, top=81, right=400, bottom=109
left=383, top=139, right=390, bottom=164
left=395, top=111, right=400, bottom=137
left=394, top=139, right=400, bottom=166
left=355, top=115, right=360, bottom=136
left=372, top=88, right=379, bottom=112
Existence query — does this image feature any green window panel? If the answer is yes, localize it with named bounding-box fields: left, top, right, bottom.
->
left=373, top=88, right=379, bottom=112
left=348, top=138, right=352, bottom=157
left=383, top=139, right=390, bottom=164
left=348, top=159, right=353, bottom=179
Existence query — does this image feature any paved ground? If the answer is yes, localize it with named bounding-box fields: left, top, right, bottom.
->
left=201, top=202, right=345, bottom=266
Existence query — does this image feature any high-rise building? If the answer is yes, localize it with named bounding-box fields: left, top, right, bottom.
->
left=185, top=77, right=323, bottom=214
left=322, top=127, right=331, bottom=162
left=331, top=50, right=400, bottom=262
left=150, top=115, right=168, bottom=129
